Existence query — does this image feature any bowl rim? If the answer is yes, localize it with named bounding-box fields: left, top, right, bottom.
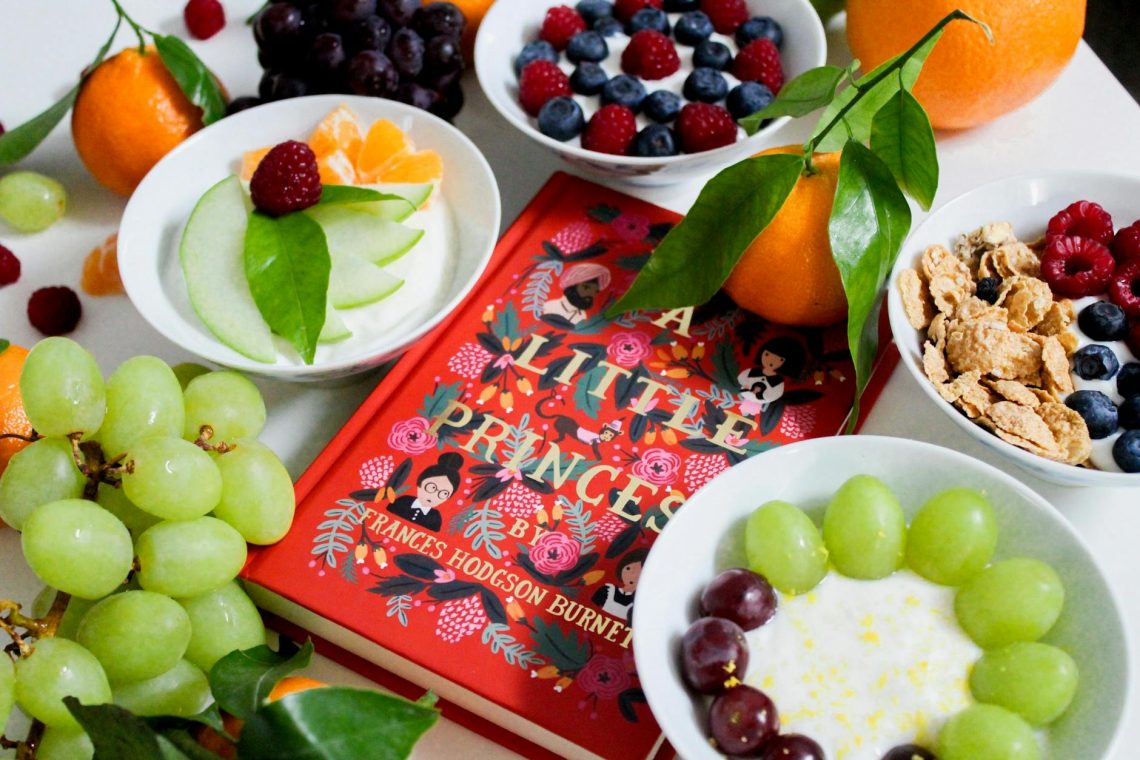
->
left=886, top=169, right=1140, bottom=487
left=631, top=434, right=1133, bottom=760
left=118, top=93, right=502, bottom=379
left=472, top=0, right=827, bottom=168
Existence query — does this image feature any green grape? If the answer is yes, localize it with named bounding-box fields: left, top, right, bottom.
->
left=0, top=437, right=85, bottom=530
left=14, top=638, right=111, bottom=729
left=99, top=356, right=185, bottom=458
left=136, top=517, right=247, bottom=597
left=0, top=651, right=13, bottom=730
left=214, top=439, right=296, bottom=544
left=937, top=704, right=1041, bottom=760
left=122, top=436, right=222, bottom=520
left=38, top=727, right=94, bottom=760
left=955, top=558, right=1065, bottom=649
left=906, top=488, right=998, bottom=586
left=95, top=483, right=160, bottom=538
left=179, top=581, right=267, bottom=672
left=172, top=362, right=211, bottom=390
left=969, top=641, right=1079, bottom=726
left=76, top=591, right=192, bottom=685
left=745, top=500, right=828, bottom=594
left=112, top=659, right=211, bottom=717
left=822, top=474, right=906, bottom=579
left=21, top=499, right=133, bottom=599
left=20, top=338, right=106, bottom=437
left=0, top=170, right=67, bottom=232
left=183, top=371, right=266, bottom=444
left=56, top=594, right=103, bottom=641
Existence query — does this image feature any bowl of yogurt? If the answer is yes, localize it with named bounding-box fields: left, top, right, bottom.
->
left=118, top=94, right=500, bottom=381
left=633, top=436, right=1130, bottom=760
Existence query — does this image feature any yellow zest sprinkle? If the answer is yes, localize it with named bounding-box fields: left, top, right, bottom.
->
left=861, top=630, right=880, bottom=645
left=762, top=675, right=775, bottom=689
left=723, top=675, right=742, bottom=689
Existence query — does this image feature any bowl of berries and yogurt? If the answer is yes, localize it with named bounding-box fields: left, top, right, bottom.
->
left=474, top=0, right=826, bottom=185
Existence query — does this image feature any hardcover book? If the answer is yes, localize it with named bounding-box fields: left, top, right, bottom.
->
left=243, top=172, right=898, bottom=760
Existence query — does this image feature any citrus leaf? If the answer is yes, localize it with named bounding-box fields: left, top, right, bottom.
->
left=208, top=637, right=314, bottom=720
left=243, top=211, right=330, bottom=364
left=318, top=185, right=414, bottom=210
left=607, top=152, right=803, bottom=316
left=829, top=140, right=911, bottom=429
left=741, top=63, right=852, bottom=131
left=0, top=339, right=9, bottom=354
left=64, top=698, right=169, bottom=759
left=870, top=88, right=938, bottom=210
left=153, top=34, right=226, bottom=125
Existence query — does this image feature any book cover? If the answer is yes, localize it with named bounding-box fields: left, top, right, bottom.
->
left=244, top=172, right=898, bottom=760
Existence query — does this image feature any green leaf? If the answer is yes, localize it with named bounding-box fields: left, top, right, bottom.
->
left=870, top=88, right=939, bottom=210
left=145, top=703, right=229, bottom=738
left=236, top=687, right=439, bottom=760
left=156, top=730, right=227, bottom=760
left=607, top=152, right=804, bottom=316
left=0, top=85, right=80, bottom=166
left=243, top=212, right=330, bottom=364
left=153, top=35, right=226, bottom=126
left=64, top=698, right=168, bottom=759
left=0, top=339, right=9, bottom=354
left=208, top=639, right=315, bottom=721
left=415, top=692, right=439, bottom=709
left=318, top=185, right=414, bottom=211
left=828, top=141, right=912, bottom=429
left=741, top=64, right=853, bottom=132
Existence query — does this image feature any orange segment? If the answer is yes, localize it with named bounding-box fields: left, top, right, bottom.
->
left=240, top=146, right=271, bottom=182
left=308, top=103, right=364, bottom=161
left=81, top=233, right=123, bottom=296
left=371, top=150, right=444, bottom=184
left=0, top=343, right=32, bottom=478
left=357, top=119, right=411, bottom=180
left=317, top=150, right=357, bottom=185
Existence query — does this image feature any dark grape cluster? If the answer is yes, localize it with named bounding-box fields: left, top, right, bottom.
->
left=233, top=0, right=467, bottom=120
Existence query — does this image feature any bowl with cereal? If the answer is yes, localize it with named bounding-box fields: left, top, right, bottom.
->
left=887, top=172, right=1140, bottom=487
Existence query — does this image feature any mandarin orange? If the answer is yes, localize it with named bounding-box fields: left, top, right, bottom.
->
left=0, top=342, right=32, bottom=476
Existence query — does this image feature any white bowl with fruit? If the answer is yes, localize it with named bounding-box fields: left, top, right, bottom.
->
left=118, top=94, right=500, bottom=381
left=475, top=0, right=826, bottom=186
left=632, top=436, right=1129, bottom=760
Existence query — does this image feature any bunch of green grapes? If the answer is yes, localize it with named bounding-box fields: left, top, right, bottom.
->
left=0, top=337, right=297, bottom=754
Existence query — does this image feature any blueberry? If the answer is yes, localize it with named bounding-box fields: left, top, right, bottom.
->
left=537, top=96, right=586, bottom=141
left=643, top=90, right=682, bottom=122
left=602, top=74, right=647, bottom=111
left=566, top=31, right=608, bottom=63
left=631, top=124, right=679, bottom=157
left=1119, top=363, right=1140, bottom=399
left=627, top=7, right=670, bottom=35
left=1073, top=344, right=1121, bottom=381
left=736, top=16, right=783, bottom=48
left=675, top=11, right=713, bottom=45
left=683, top=67, right=728, bottom=103
left=1066, top=390, right=1120, bottom=439
left=726, top=81, right=774, bottom=120
left=663, top=0, right=699, bottom=10
left=1114, top=430, right=1140, bottom=472
left=515, top=40, right=558, bottom=77
left=576, top=0, right=614, bottom=25
left=570, top=62, right=609, bottom=95
left=975, top=276, right=1001, bottom=304
left=1121, top=397, right=1140, bottom=430
left=1078, top=301, right=1129, bottom=341
left=693, top=40, right=732, bottom=70
left=593, top=15, right=623, bottom=36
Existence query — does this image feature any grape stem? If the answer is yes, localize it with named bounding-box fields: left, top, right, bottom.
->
left=194, top=425, right=237, bottom=454
left=66, top=433, right=127, bottom=499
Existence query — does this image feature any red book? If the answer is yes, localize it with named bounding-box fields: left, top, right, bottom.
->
left=243, top=172, right=898, bottom=760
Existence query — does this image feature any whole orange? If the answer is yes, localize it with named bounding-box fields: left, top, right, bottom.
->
left=452, top=0, right=495, bottom=58
left=846, top=0, right=1085, bottom=130
left=724, top=146, right=847, bottom=327
left=72, top=46, right=205, bottom=196
left=0, top=342, right=32, bottom=477
left=196, top=675, right=328, bottom=757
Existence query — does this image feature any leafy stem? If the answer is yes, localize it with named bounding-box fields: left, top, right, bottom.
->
left=109, top=0, right=152, bottom=51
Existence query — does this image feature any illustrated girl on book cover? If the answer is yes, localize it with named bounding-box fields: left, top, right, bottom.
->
left=385, top=453, right=463, bottom=533
left=542, top=263, right=612, bottom=325
left=591, top=548, right=647, bottom=622
left=736, top=336, right=807, bottom=417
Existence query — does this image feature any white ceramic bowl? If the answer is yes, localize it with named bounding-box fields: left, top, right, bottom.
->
left=474, top=0, right=826, bottom=186
left=118, top=94, right=501, bottom=382
left=633, top=436, right=1130, bottom=760
left=886, top=172, right=1140, bottom=487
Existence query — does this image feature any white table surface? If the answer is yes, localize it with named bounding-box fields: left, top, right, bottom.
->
left=1, top=2, right=1137, bottom=758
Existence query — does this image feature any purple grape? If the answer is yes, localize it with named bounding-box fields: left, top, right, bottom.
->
left=300, top=3, right=331, bottom=35
left=708, top=686, right=779, bottom=756
left=882, top=745, right=937, bottom=760
left=700, top=568, right=777, bottom=631
left=254, top=3, right=306, bottom=54
left=760, top=734, right=826, bottom=760
left=429, top=81, right=464, bottom=120
left=389, top=27, right=425, bottom=78
left=346, top=50, right=399, bottom=96
left=424, top=35, right=462, bottom=74
left=261, top=71, right=310, bottom=100
left=224, top=96, right=262, bottom=116
left=309, top=32, right=347, bottom=75
left=398, top=82, right=441, bottom=111
left=413, top=1, right=465, bottom=39
left=331, top=0, right=377, bottom=24
left=346, top=15, right=392, bottom=53
left=418, top=67, right=460, bottom=92
left=379, top=0, right=421, bottom=26
left=680, top=617, right=749, bottom=694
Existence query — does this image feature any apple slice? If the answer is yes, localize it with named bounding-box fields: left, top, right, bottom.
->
left=180, top=175, right=276, bottom=363
left=319, top=302, right=352, bottom=344
left=306, top=206, right=424, bottom=266
left=352, top=183, right=434, bottom=221
left=329, top=255, right=404, bottom=309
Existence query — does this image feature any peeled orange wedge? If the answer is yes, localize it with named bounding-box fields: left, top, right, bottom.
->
left=308, top=103, right=364, bottom=161
left=81, top=233, right=124, bottom=296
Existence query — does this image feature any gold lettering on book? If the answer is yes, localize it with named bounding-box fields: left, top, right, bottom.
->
left=709, top=410, right=758, bottom=455
left=546, top=592, right=633, bottom=649
left=527, top=443, right=586, bottom=490
left=650, top=307, right=694, bottom=337
left=629, top=375, right=670, bottom=414
left=426, top=398, right=472, bottom=434
left=576, top=464, right=620, bottom=505
left=588, top=361, right=632, bottom=401
left=461, top=414, right=513, bottom=462
left=553, top=349, right=593, bottom=385
left=513, top=333, right=551, bottom=375
left=608, top=475, right=658, bottom=521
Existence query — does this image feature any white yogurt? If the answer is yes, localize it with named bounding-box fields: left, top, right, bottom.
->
left=744, top=571, right=981, bottom=760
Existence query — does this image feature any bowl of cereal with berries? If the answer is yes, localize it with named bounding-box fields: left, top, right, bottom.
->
left=888, top=172, right=1140, bottom=487
left=474, top=0, right=826, bottom=185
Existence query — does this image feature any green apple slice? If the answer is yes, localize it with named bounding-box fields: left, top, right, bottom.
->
left=352, top=183, right=434, bottom=221
left=180, top=175, right=276, bottom=363
left=329, top=256, right=404, bottom=309
left=306, top=206, right=424, bottom=266
left=319, top=302, right=352, bottom=344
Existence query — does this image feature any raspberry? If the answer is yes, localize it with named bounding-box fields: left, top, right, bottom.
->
left=0, top=244, right=20, bottom=287
left=519, top=60, right=571, bottom=116
left=582, top=104, right=637, bottom=155
left=184, top=0, right=226, bottom=40
left=1109, top=259, right=1140, bottom=317
left=1112, top=221, right=1140, bottom=263
left=615, top=0, right=663, bottom=22
left=621, top=29, right=681, bottom=80
left=700, top=0, right=749, bottom=33
left=249, top=140, right=323, bottom=216
left=540, top=5, right=587, bottom=51
left=1046, top=200, right=1115, bottom=247
left=675, top=102, right=738, bottom=153
left=1040, top=236, right=1116, bottom=298
left=732, top=38, right=784, bottom=93
left=27, top=286, right=81, bottom=336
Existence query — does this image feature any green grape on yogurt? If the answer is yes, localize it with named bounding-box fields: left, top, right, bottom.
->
left=21, top=499, right=133, bottom=599
left=0, top=170, right=67, bottom=232
left=214, top=439, right=296, bottom=544
left=745, top=500, right=828, bottom=594
left=955, top=558, right=1065, bottom=649
left=178, top=580, right=267, bottom=672
left=113, top=659, right=211, bottom=717
left=0, top=651, right=13, bottom=730
left=822, top=474, right=906, bottom=579
left=136, top=516, right=247, bottom=597
left=906, top=487, right=998, bottom=586
left=20, top=337, right=106, bottom=437
left=0, top=436, right=85, bottom=529
left=14, top=638, right=111, bottom=729
left=38, top=727, right=94, bottom=760
left=122, top=436, right=222, bottom=520
left=969, top=641, right=1079, bottom=726
left=76, top=590, right=192, bottom=685
left=183, top=370, right=266, bottom=444
left=98, top=355, right=185, bottom=458
left=96, top=482, right=159, bottom=538
left=937, top=704, right=1041, bottom=760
